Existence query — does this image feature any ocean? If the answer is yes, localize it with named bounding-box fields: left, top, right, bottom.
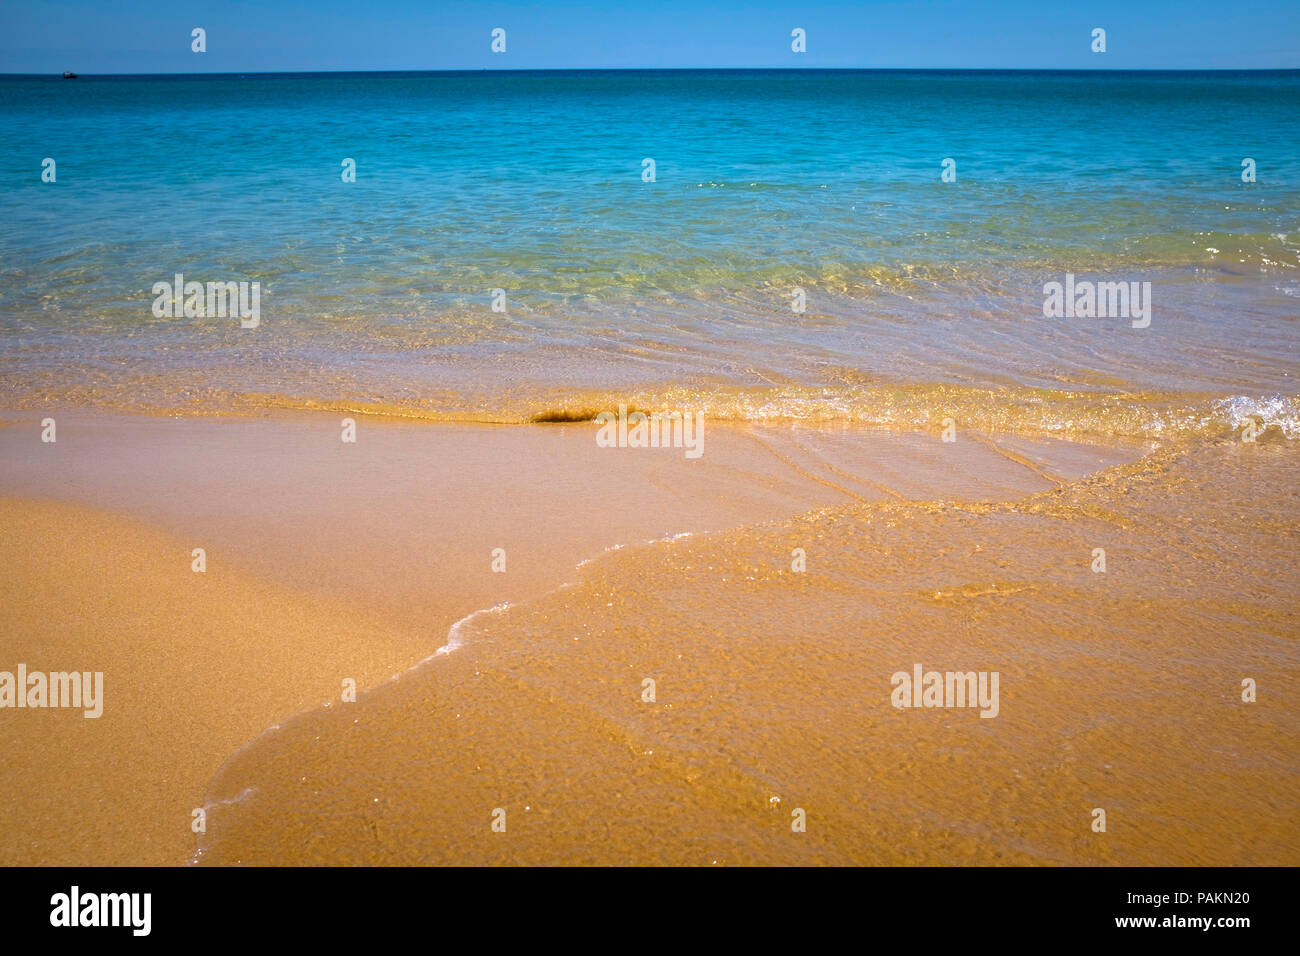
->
left=1, top=69, right=1297, bottom=438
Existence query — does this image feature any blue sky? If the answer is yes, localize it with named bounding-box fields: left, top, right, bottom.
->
left=2, top=0, right=1297, bottom=73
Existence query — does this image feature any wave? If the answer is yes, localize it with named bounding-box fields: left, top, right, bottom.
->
left=12, top=382, right=1292, bottom=445
left=1210, top=395, right=1300, bottom=439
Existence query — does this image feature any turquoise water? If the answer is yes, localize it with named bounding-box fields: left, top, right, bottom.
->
left=0, top=70, right=1297, bottom=424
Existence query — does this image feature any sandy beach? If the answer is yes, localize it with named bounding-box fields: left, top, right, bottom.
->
left=0, top=409, right=1127, bottom=863
left=2, top=409, right=1294, bottom=865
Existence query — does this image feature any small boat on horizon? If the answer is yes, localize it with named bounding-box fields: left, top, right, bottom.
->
left=62, top=71, right=78, bottom=79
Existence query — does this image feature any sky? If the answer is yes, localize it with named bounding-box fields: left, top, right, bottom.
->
left=1, top=0, right=1297, bottom=73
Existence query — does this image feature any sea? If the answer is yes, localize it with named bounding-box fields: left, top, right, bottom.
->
left=1, top=69, right=1297, bottom=439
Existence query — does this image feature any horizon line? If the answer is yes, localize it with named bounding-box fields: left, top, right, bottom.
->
left=6, top=66, right=1300, bottom=77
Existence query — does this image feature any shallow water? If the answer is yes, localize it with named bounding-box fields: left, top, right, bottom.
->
left=2, top=71, right=1297, bottom=425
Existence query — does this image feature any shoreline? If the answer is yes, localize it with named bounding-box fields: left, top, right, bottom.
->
left=6, top=408, right=1293, bottom=865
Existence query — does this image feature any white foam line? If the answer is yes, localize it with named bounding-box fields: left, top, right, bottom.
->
left=423, top=601, right=512, bottom=661
left=434, top=531, right=697, bottom=655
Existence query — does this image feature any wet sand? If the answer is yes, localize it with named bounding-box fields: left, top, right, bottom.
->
left=197, top=439, right=1299, bottom=866
left=0, top=410, right=1122, bottom=865
left=2, top=411, right=1294, bottom=865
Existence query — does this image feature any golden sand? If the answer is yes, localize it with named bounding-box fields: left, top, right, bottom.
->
left=0, top=496, right=416, bottom=865
left=1, top=411, right=1294, bottom=865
